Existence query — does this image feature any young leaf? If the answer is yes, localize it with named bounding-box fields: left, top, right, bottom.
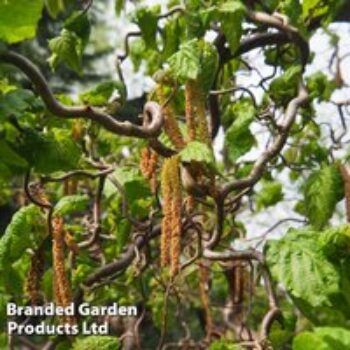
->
left=49, top=29, right=83, bottom=73
left=132, top=6, right=160, bottom=49
left=269, top=65, right=302, bottom=106
left=256, top=181, right=283, bottom=211
left=64, top=11, right=91, bottom=47
left=80, top=81, right=126, bottom=107
left=0, top=0, right=43, bottom=43
left=303, top=164, right=344, bottom=229
left=307, top=71, right=336, bottom=102
left=224, top=101, right=256, bottom=162
left=216, top=1, right=245, bottom=54
left=53, top=195, right=89, bottom=216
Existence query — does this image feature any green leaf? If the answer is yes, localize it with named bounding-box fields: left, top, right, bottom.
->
left=0, top=0, right=43, bottom=43
left=17, top=128, right=81, bottom=174
left=303, top=164, right=344, bottom=229
left=269, top=65, right=302, bottom=106
left=318, top=225, right=350, bottom=260
left=197, top=40, right=219, bottom=93
left=209, top=339, right=242, bottom=349
left=179, top=141, right=215, bottom=168
left=167, top=39, right=201, bottom=81
left=115, top=218, right=131, bottom=255
left=0, top=205, right=46, bottom=268
left=302, top=0, right=344, bottom=23
left=265, top=228, right=340, bottom=308
left=64, top=11, right=91, bottom=46
left=307, top=71, right=336, bottom=102
left=0, top=139, right=28, bottom=170
left=80, top=81, right=126, bottom=106
left=256, top=181, right=283, bottom=211
left=293, top=327, right=350, bottom=350
left=224, top=101, right=256, bottom=162
left=132, top=6, right=160, bottom=49
left=45, top=0, right=65, bottom=18
left=53, top=195, right=89, bottom=216
left=112, top=167, right=151, bottom=203
left=217, top=1, right=245, bottom=54
left=73, top=336, right=120, bottom=350
left=49, top=29, right=83, bottom=73
left=0, top=89, right=41, bottom=120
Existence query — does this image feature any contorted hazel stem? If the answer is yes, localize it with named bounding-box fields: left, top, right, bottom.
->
left=160, top=156, right=182, bottom=277
left=26, top=246, right=45, bottom=305
left=52, top=216, right=76, bottom=325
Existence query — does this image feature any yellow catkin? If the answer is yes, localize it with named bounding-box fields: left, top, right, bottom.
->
left=340, top=164, right=350, bottom=222
left=26, top=246, right=45, bottom=305
left=52, top=216, right=76, bottom=325
left=199, top=261, right=213, bottom=338
left=64, top=231, right=79, bottom=254
left=157, top=85, right=185, bottom=150
left=185, top=80, right=196, bottom=141
left=140, top=147, right=151, bottom=178
left=160, top=159, right=172, bottom=267
left=169, top=156, right=182, bottom=277
left=160, top=156, right=182, bottom=276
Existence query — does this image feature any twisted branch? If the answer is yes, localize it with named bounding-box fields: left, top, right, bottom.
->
left=0, top=50, right=163, bottom=138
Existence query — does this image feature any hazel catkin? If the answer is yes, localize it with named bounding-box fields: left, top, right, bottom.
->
left=160, top=156, right=182, bottom=277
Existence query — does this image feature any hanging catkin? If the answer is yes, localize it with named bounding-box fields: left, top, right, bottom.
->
left=52, top=216, right=76, bottom=325
left=140, top=147, right=158, bottom=193
left=160, top=159, right=172, bottom=267
left=341, top=164, right=350, bottom=222
left=185, top=80, right=197, bottom=142
left=26, top=246, right=45, bottom=305
left=157, top=85, right=185, bottom=150
left=169, top=156, right=182, bottom=276
left=160, top=156, right=182, bottom=276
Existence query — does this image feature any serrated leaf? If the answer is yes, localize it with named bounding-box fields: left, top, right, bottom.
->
left=0, top=0, right=43, bottom=43
left=0, top=205, right=46, bottom=268
left=293, top=327, right=350, bottom=350
left=167, top=39, right=201, bottom=81
left=80, top=80, right=126, bottom=106
left=224, top=101, right=256, bottom=162
left=72, top=336, right=120, bottom=350
left=54, top=195, right=89, bottom=216
left=45, top=0, right=65, bottom=18
left=49, top=29, right=83, bottom=73
left=304, top=164, right=344, bottom=229
left=265, top=228, right=340, bottom=308
left=17, top=128, right=81, bottom=174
